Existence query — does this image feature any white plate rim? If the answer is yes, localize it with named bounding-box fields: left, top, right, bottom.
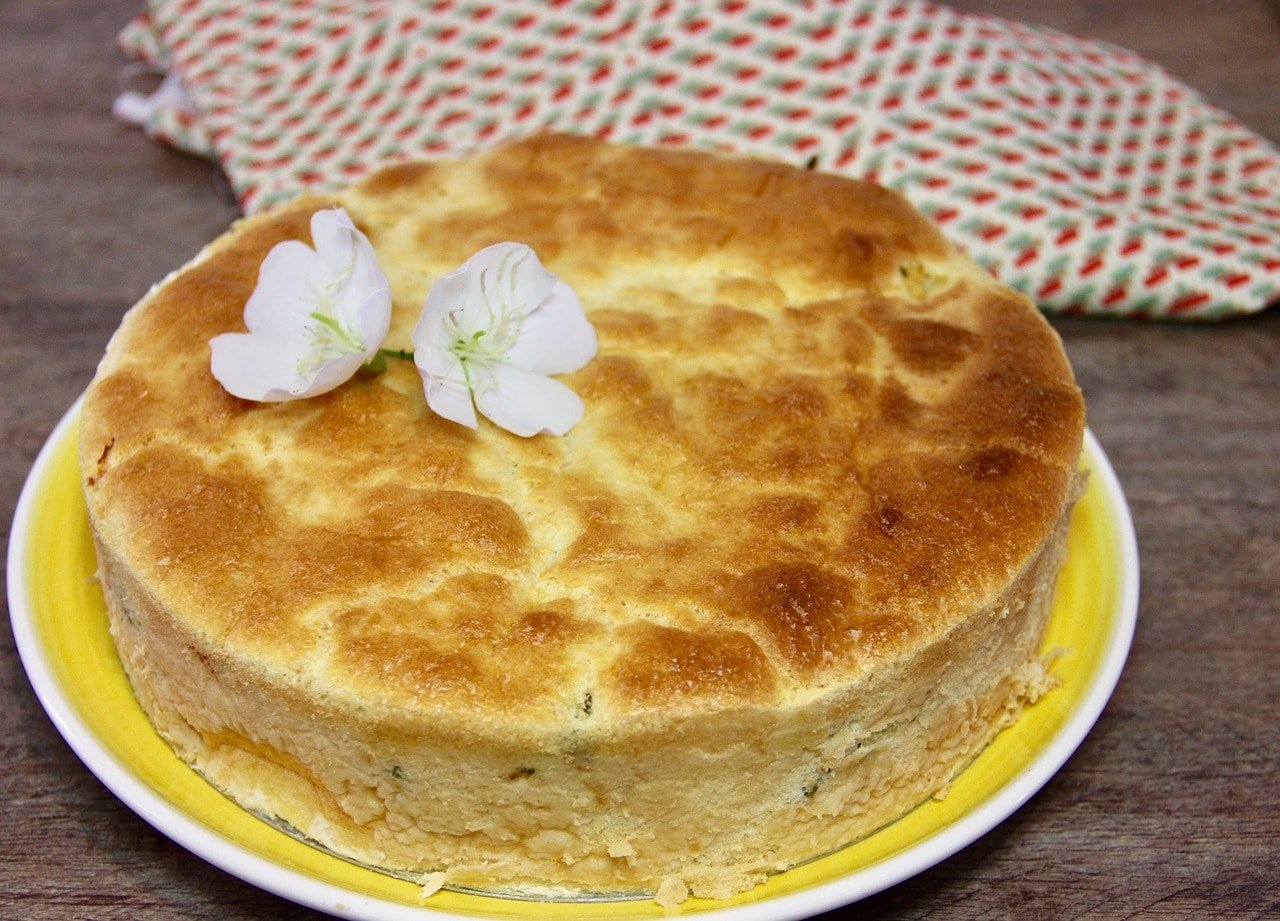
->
left=8, top=399, right=1139, bottom=921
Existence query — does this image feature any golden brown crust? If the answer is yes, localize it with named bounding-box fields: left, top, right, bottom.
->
left=84, top=135, right=1081, bottom=720
left=81, top=136, right=1084, bottom=897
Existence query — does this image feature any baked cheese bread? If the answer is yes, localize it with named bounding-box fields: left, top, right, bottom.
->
left=81, top=135, right=1085, bottom=904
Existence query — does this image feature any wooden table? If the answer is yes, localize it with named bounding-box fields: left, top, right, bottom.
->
left=2, top=2, right=1277, bottom=918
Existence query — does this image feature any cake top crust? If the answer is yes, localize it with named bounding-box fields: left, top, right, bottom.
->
left=81, top=135, right=1083, bottom=735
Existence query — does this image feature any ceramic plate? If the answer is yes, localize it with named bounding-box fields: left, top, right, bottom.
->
left=9, top=400, right=1138, bottom=921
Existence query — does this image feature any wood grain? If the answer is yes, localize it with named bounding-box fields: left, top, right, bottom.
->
left=2, top=2, right=1277, bottom=919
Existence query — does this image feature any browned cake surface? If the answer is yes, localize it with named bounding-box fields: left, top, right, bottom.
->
left=83, top=135, right=1081, bottom=728
left=80, top=135, right=1084, bottom=898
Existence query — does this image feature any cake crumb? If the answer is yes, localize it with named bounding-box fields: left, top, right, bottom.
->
left=608, top=840, right=637, bottom=859
left=417, top=871, right=448, bottom=899
left=655, top=876, right=689, bottom=910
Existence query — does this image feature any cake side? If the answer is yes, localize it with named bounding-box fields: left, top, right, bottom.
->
left=92, top=466, right=1076, bottom=898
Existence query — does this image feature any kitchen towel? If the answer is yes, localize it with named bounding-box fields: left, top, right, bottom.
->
left=114, top=0, right=1280, bottom=319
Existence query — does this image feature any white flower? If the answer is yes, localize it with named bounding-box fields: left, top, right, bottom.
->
left=413, top=243, right=597, bottom=437
left=210, top=207, right=391, bottom=401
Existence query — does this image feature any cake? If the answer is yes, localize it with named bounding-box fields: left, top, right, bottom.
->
left=80, top=135, right=1085, bottom=905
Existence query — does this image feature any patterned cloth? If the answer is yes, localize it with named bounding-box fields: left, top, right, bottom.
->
left=116, top=1, right=1280, bottom=320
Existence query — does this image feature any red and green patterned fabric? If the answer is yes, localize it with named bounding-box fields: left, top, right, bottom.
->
left=116, top=1, right=1280, bottom=320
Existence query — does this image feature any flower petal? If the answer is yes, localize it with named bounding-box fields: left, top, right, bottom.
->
left=309, top=207, right=353, bottom=266
left=474, top=362, right=585, bottom=437
left=242, top=240, right=327, bottom=338
left=211, top=331, right=370, bottom=402
left=419, top=351, right=478, bottom=429
left=305, top=351, right=371, bottom=398
left=503, top=279, right=597, bottom=374
left=449, top=242, right=558, bottom=337
left=354, top=283, right=393, bottom=361
left=209, top=332, right=309, bottom=400
left=318, top=208, right=391, bottom=353
left=414, top=267, right=472, bottom=351
left=483, top=241, right=559, bottom=315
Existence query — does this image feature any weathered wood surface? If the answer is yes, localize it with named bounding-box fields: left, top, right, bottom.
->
left=2, top=2, right=1277, bottom=918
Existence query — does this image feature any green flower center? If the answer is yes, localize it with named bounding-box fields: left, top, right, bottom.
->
left=299, top=262, right=364, bottom=376
left=441, top=262, right=527, bottom=392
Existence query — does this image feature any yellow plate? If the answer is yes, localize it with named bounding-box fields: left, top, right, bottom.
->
left=9, top=404, right=1138, bottom=921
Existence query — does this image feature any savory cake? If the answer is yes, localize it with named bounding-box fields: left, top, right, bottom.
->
left=80, top=135, right=1085, bottom=905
